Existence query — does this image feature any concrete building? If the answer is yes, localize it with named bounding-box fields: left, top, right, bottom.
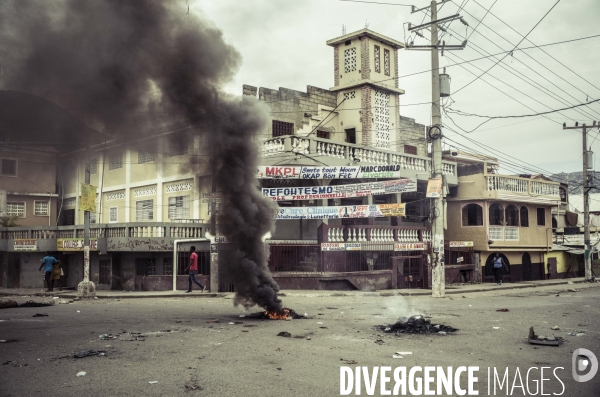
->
left=445, top=159, right=563, bottom=282
left=1, top=29, right=462, bottom=292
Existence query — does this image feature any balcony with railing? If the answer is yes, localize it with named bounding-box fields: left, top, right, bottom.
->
left=453, top=172, right=560, bottom=204
left=0, top=222, right=207, bottom=252
left=261, top=135, right=457, bottom=184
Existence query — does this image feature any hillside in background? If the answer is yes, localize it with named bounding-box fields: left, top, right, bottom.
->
left=549, top=171, right=600, bottom=195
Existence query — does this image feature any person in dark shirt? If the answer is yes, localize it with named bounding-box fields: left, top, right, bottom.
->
left=39, top=252, right=57, bottom=292
left=184, top=246, right=205, bottom=293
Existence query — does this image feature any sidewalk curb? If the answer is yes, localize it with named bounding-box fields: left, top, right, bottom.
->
left=1, top=278, right=595, bottom=300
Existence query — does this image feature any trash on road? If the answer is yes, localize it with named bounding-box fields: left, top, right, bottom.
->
left=33, top=313, right=48, bottom=317
left=73, top=350, right=107, bottom=359
left=381, top=315, right=457, bottom=335
left=317, top=322, right=323, bottom=325
left=396, top=352, right=412, bottom=355
left=148, top=381, right=158, bottom=384
left=277, top=331, right=291, bottom=337
left=438, top=331, right=447, bottom=335
left=528, top=326, right=563, bottom=346
left=565, top=288, right=579, bottom=292
left=551, top=326, right=560, bottom=330
left=239, top=315, right=245, bottom=318
left=20, top=300, right=54, bottom=307
left=76, top=371, right=87, bottom=377
left=392, top=355, right=403, bottom=359
left=99, top=334, right=119, bottom=340
left=493, top=327, right=500, bottom=330
left=206, top=319, right=220, bottom=323
left=0, top=299, right=18, bottom=309
left=496, top=309, right=509, bottom=312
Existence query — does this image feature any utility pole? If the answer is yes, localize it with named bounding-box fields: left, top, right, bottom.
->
left=563, top=122, right=597, bottom=282
left=407, top=1, right=466, bottom=297
left=77, top=144, right=96, bottom=297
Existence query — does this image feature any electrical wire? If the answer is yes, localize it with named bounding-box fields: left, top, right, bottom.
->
left=452, top=0, right=562, bottom=95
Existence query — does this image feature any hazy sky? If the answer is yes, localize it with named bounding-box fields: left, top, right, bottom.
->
left=193, top=0, right=600, bottom=175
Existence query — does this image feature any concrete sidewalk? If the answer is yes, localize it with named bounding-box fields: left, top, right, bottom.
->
left=0, top=277, right=595, bottom=300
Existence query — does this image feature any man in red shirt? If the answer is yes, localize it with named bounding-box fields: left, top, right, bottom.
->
left=184, top=246, right=205, bottom=293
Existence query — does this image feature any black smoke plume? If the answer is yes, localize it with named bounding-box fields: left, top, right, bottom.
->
left=0, top=0, right=282, bottom=312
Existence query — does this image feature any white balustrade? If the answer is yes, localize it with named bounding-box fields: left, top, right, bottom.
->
left=530, top=181, right=559, bottom=197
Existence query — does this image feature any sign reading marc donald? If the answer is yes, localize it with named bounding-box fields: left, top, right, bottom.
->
left=257, top=165, right=405, bottom=179
left=321, top=242, right=361, bottom=251
left=394, top=242, right=426, bottom=251
left=263, top=179, right=416, bottom=201
left=57, top=238, right=98, bottom=251
left=14, top=239, right=37, bottom=251
left=275, top=203, right=405, bottom=219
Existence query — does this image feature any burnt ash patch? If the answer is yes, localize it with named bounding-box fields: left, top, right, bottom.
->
left=381, top=315, right=458, bottom=335
left=247, top=308, right=306, bottom=320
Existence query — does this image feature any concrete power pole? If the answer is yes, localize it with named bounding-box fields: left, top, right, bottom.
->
left=563, top=122, right=596, bottom=282
left=408, top=1, right=466, bottom=297
left=78, top=145, right=96, bottom=298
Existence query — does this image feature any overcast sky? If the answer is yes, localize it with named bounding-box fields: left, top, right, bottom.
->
left=193, top=0, right=600, bottom=176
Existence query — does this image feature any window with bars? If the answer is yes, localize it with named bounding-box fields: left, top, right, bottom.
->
left=90, top=158, right=98, bottom=174
left=34, top=201, right=49, bottom=216
left=520, top=206, right=529, bottom=227
left=374, top=45, right=381, bottom=73
left=344, top=47, right=357, bottom=73
left=136, top=199, right=154, bottom=221
left=7, top=202, right=25, bottom=217
left=89, top=211, right=97, bottom=224
left=343, top=91, right=355, bottom=100
left=272, top=120, right=294, bottom=137
left=109, top=207, right=118, bottom=223
left=138, top=144, right=155, bottom=164
left=168, top=136, right=188, bottom=157
left=108, top=151, right=123, bottom=170
left=489, top=203, right=504, bottom=226
left=384, top=49, right=390, bottom=76
left=62, top=209, right=75, bottom=225
left=168, top=195, right=190, bottom=219
left=537, top=207, right=546, bottom=226
left=404, top=145, right=418, bottom=155
left=1, top=159, right=17, bottom=176
left=162, top=258, right=173, bottom=276
left=462, top=204, right=483, bottom=226
left=505, top=205, right=519, bottom=227
left=317, top=130, right=330, bottom=139
left=99, top=260, right=111, bottom=284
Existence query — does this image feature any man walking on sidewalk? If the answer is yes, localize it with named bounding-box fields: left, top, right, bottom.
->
left=184, top=246, right=205, bottom=293
left=39, top=252, right=57, bottom=292
left=493, top=253, right=508, bottom=286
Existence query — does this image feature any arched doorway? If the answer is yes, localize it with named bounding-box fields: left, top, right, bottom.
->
left=522, top=253, right=532, bottom=281
left=484, top=253, right=510, bottom=282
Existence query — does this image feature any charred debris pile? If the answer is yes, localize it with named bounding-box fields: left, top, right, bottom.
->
left=381, top=315, right=458, bottom=335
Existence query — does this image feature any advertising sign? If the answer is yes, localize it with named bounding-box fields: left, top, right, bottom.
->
left=321, top=242, right=361, bottom=251
left=79, top=183, right=97, bottom=212
left=262, top=179, right=416, bottom=201
left=0, top=189, right=6, bottom=216
left=275, top=203, right=405, bottom=220
left=57, top=238, right=98, bottom=251
left=14, top=239, right=37, bottom=251
left=426, top=178, right=442, bottom=198
left=257, top=165, right=405, bottom=180
left=394, top=242, right=426, bottom=251
left=449, top=241, right=474, bottom=248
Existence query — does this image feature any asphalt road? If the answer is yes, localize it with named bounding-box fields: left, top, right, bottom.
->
left=1, top=284, right=599, bottom=397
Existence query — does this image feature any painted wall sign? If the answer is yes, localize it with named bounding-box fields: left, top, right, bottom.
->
left=275, top=203, right=405, bottom=220
left=106, top=238, right=173, bottom=252
left=394, top=242, right=426, bottom=251
left=14, top=239, right=37, bottom=251
left=262, top=179, right=416, bottom=201
left=257, top=165, right=405, bottom=180
left=321, top=242, right=361, bottom=251
left=57, top=238, right=98, bottom=251
left=449, top=241, right=474, bottom=248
